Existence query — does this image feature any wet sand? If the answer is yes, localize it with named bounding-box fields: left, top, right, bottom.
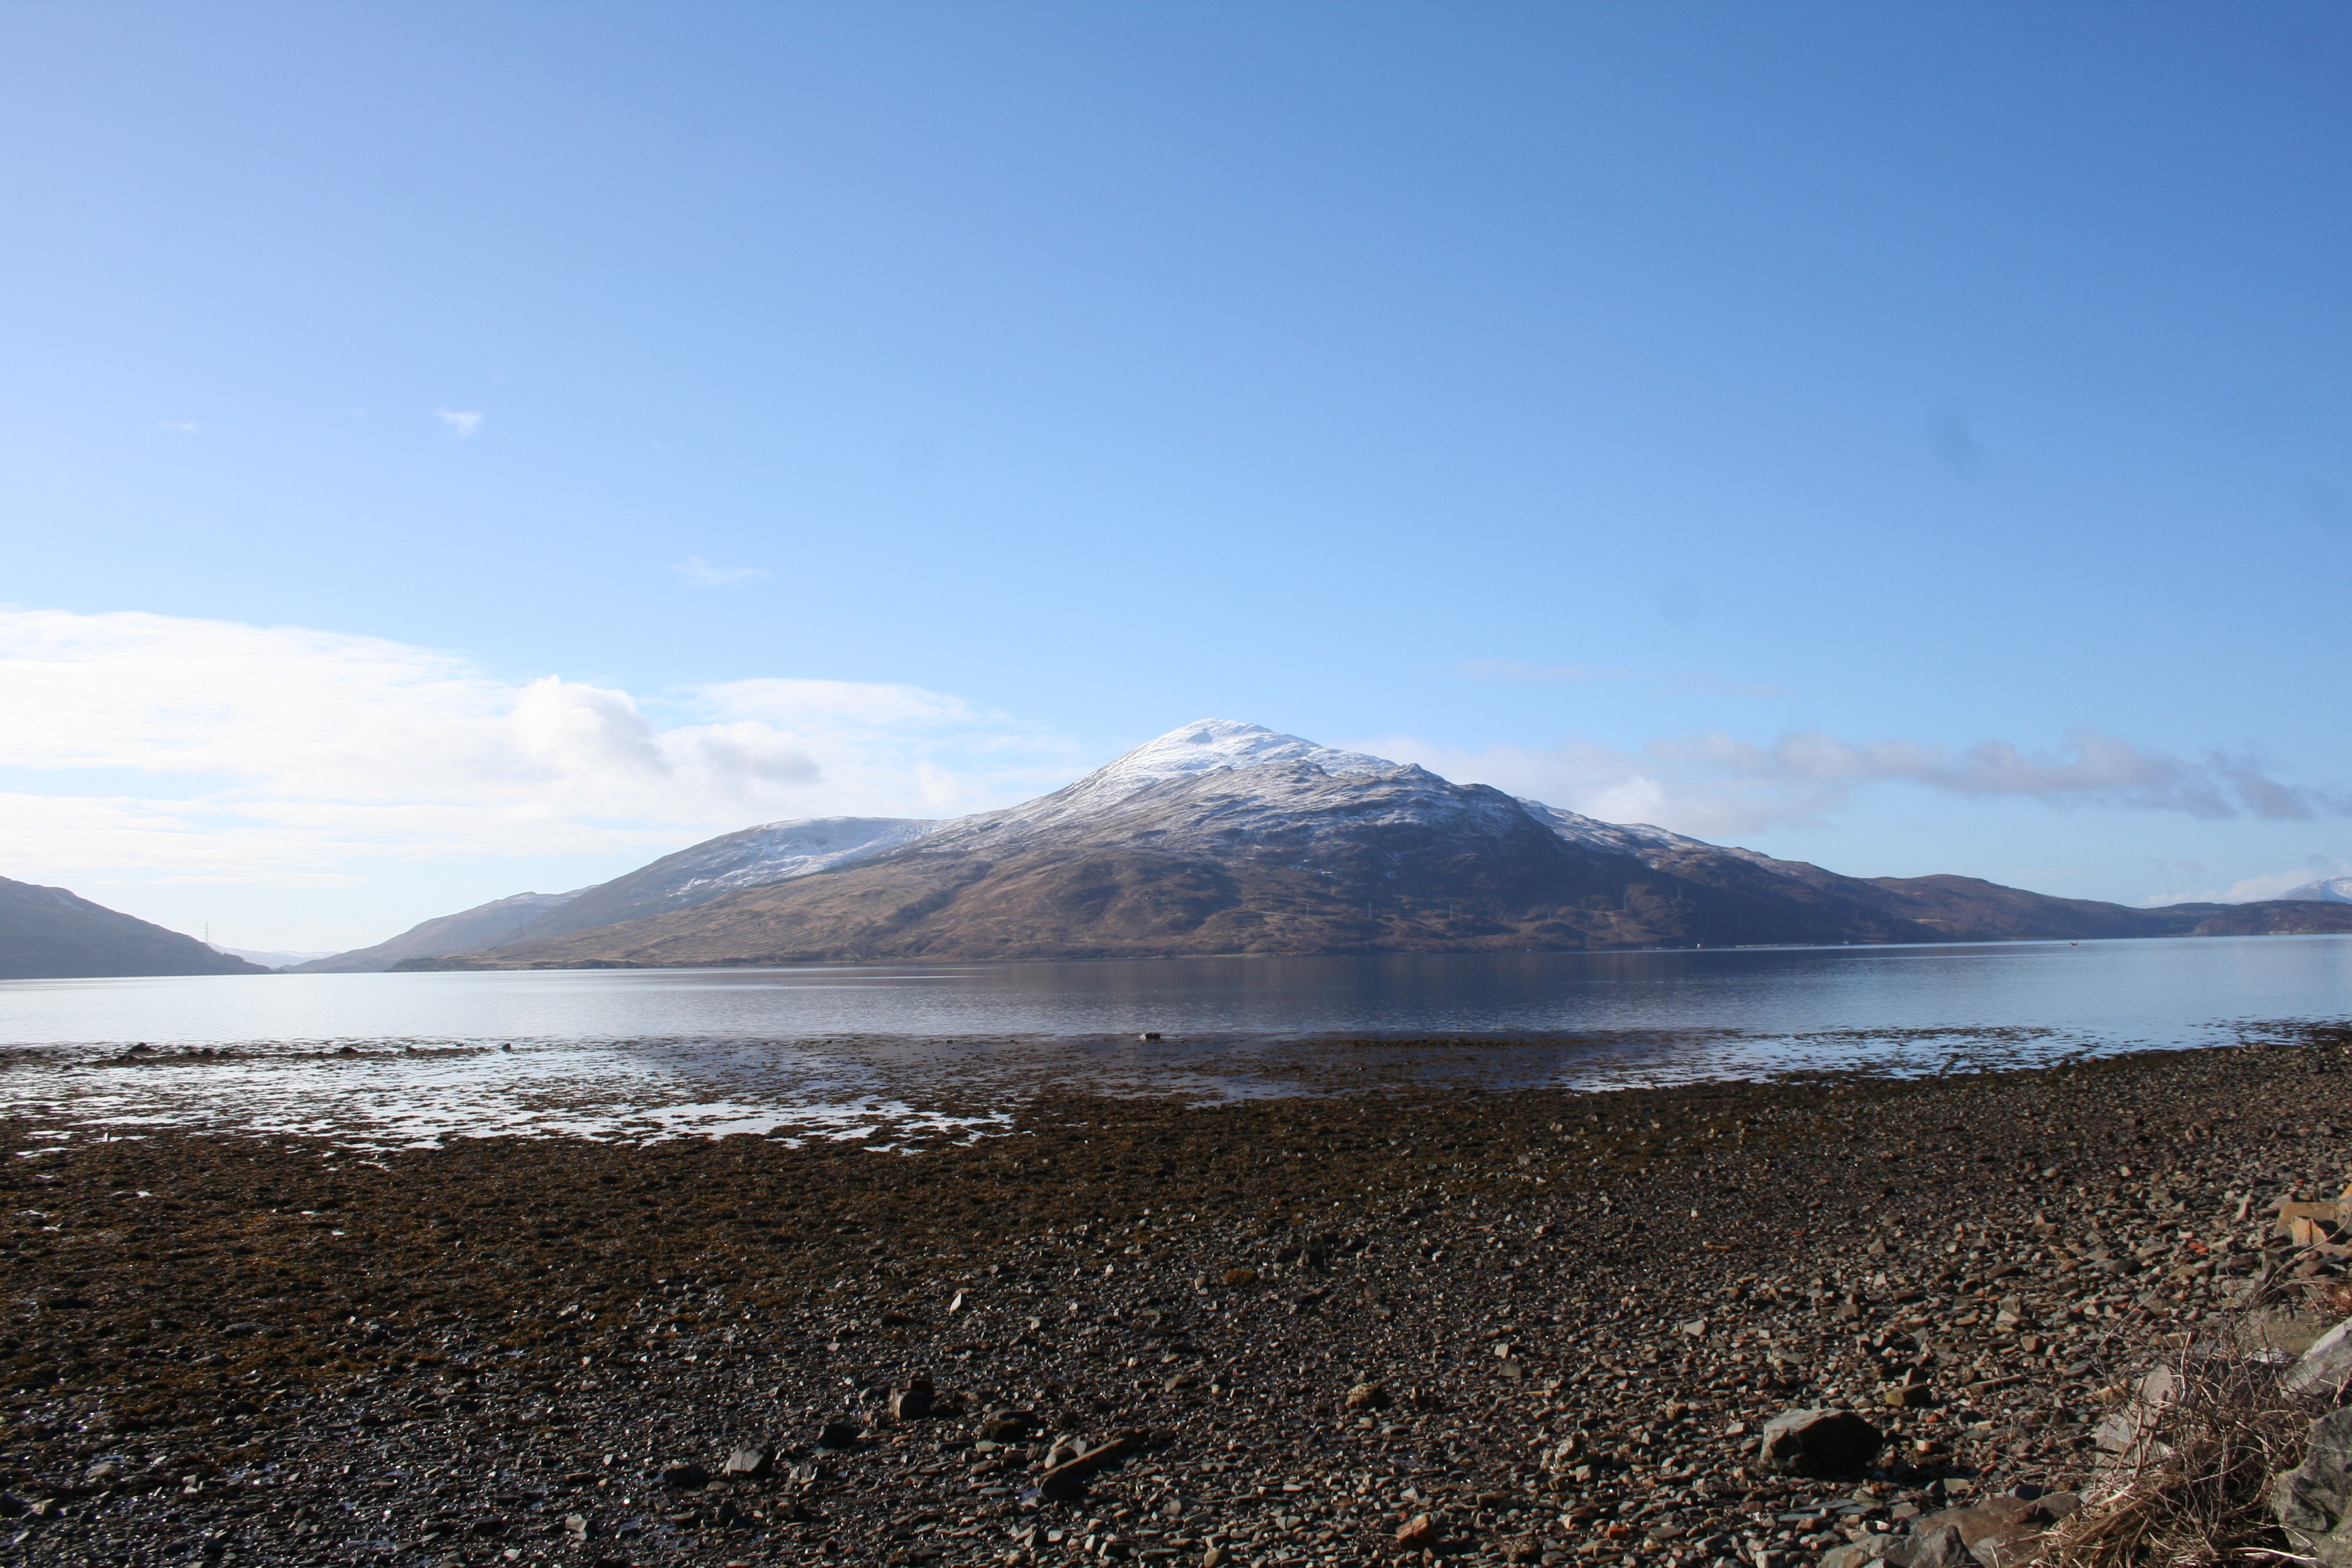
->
left=3, top=1028, right=2349, bottom=1567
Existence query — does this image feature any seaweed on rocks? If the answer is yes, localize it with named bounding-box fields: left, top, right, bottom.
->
left=1, top=1028, right=2350, bottom=1566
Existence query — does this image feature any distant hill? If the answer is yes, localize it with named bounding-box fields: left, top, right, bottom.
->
left=393, top=719, right=2289, bottom=972
left=0, top=877, right=269, bottom=980
left=2185, top=900, right=2352, bottom=936
left=294, top=817, right=938, bottom=973
left=289, top=889, right=587, bottom=973
left=2278, top=875, right=2352, bottom=905
left=214, top=946, right=338, bottom=970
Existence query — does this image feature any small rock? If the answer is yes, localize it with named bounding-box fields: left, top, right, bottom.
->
left=658, top=1460, right=708, bottom=1488
left=563, top=1513, right=590, bottom=1540
left=976, top=1408, right=1037, bottom=1442
left=1037, top=1431, right=1145, bottom=1502
left=816, top=1420, right=863, bottom=1450
left=1224, top=1268, right=1258, bottom=1288
left=721, top=1447, right=771, bottom=1480
left=890, top=1374, right=936, bottom=1420
left=1884, top=1522, right=1973, bottom=1568
left=1343, top=1382, right=1390, bottom=1411
left=1396, top=1513, right=1438, bottom=1549
left=2092, top=1365, right=2178, bottom=1458
left=2287, top=1316, right=2352, bottom=1399
left=1758, top=1408, right=1884, bottom=1478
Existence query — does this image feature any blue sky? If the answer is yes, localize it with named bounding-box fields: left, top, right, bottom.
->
left=3, top=3, right=2349, bottom=949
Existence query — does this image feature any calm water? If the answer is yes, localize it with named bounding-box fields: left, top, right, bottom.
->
left=1, top=935, right=2345, bottom=1147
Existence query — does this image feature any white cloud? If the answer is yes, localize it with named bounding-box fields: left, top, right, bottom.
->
left=670, top=555, right=769, bottom=587
left=435, top=408, right=483, bottom=438
left=0, top=608, right=1078, bottom=896
left=1362, top=726, right=2352, bottom=840
left=156, top=420, right=198, bottom=434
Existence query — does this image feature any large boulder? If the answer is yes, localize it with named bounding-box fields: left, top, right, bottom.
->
left=1758, top=1408, right=1884, bottom=1477
left=2276, top=1407, right=2352, bottom=1567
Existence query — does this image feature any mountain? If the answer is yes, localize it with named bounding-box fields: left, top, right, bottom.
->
left=2278, top=876, right=2352, bottom=904
left=213, top=946, right=339, bottom=970
left=289, top=889, right=589, bottom=974
left=0, top=877, right=269, bottom=980
left=396, top=719, right=2274, bottom=971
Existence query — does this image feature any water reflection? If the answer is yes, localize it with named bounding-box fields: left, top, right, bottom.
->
left=0, top=934, right=2344, bottom=1147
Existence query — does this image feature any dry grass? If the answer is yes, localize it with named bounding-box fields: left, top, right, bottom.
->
left=2034, top=1349, right=2318, bottom=1568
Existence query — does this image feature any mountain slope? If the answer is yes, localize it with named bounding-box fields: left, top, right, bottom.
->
left=289, top=889, right=588, bottom=974
left=0, top=877, right=269, bottom=980
left=2280, top=876, right=2352, bottom=904
left=503, top=817, right=936, bottom=945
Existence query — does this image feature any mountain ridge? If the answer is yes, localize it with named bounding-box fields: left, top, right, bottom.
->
left=393, top=719, right=2308, bottom=970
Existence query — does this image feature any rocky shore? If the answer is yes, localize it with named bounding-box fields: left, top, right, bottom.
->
left=5, top=1030, right=2351, bottom=1568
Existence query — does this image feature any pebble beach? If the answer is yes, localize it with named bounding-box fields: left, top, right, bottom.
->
left=4, top=1028, right=2350, bottom=1568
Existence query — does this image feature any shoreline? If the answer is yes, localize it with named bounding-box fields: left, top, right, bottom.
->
left=4, top=1031, right=2350, bottom=1566
left=378, top=924, right=2352, bottom=973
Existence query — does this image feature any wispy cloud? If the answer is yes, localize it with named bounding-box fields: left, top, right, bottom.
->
left=1458, top=659, right=1788, bottom=700
left=156, top=420, right=198, bottom=434
left=1360, top=726, right=2352, bottom=840
left=435, top=408, right=483, bottom=438
left=670, top=555, right=770, bottom=588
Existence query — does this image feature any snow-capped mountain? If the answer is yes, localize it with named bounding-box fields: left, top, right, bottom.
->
left=387, top=719, right=2237, bottom=970
left=2279, top=876, right=2352, bottom=904
left=372, top=719, right=2323, bottom=973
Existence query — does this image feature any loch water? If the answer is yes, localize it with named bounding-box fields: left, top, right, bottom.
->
left=1, top=934, right=2345, bottom=1147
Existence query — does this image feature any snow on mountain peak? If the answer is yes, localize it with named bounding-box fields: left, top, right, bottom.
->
left=1085, top=719, right=1398, bottom=797
left=949, top=719, right=1407, bottom=838
left=2280, top=875, right=2352, bottom=904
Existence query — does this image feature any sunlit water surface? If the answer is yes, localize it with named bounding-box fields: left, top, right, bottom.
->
left=1, top=936, right=2345, bottom=1147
